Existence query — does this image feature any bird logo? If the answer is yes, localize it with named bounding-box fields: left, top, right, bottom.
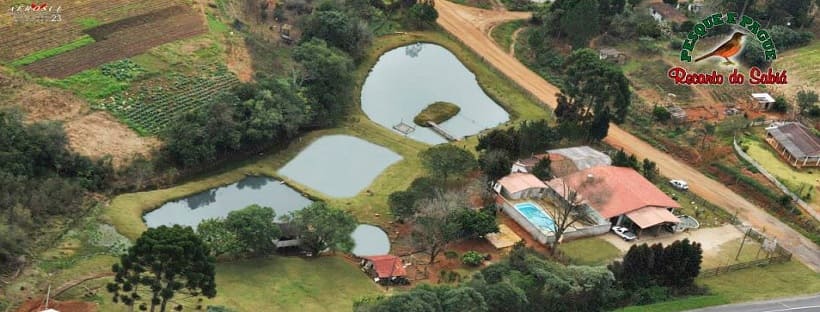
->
left=694, top=32, right=746, bottom=65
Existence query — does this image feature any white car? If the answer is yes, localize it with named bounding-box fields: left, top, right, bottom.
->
left=669, top=179, right=689, bottom=190
left=611, top=226, right=637, bottom=241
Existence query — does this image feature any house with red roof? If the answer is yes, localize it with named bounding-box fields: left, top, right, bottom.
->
left=547, top=166, right=681, bottom=235
left=361, top=255, right=408, bottom=285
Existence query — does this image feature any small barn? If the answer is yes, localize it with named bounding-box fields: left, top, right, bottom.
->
left=598, top=47, right=627, bottom=64
left=361, top=255, right=408, bottom=285
left=765, top=122, right=820, bottom=167
left=751, top=93, right=776, bottom=111
left=495, top=173, right=548, bottom=200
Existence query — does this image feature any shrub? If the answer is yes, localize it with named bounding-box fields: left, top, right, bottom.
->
left=652, top=106, right=671, bottom=122
left=462, top=251, right=484, bottom=266
left=445, top=250, right=459, bottom=259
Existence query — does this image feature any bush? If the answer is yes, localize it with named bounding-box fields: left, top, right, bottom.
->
left=652, top=106, right=671, bottom=122
left=636, top=285, right=670, bottom=305
left=462, top=251, right=484, bottom=266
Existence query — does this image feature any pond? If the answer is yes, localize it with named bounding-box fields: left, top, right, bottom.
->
left=361, top=42, right=510, bottom=144
left=143, top=176, right=313, bottom=228
left=351, top=224, right=391, bottom=257
left=278, top=135, right=402, bottom=197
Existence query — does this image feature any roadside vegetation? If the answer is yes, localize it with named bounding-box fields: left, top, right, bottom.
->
left=491, top=20, right=525, bottom=52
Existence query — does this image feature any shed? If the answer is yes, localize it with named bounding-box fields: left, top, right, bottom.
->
left=751, top=93, right=776, bottom=110
left=649, top=3, right=688, bottom=24
left=547, top=146, right=612, bottom=172
left=598, top=47, right=627, bottom=64
left=361, top=255, right=408, bottom=285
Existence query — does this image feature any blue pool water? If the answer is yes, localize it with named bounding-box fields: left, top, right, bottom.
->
left=514, top=203, right=556, bottom=232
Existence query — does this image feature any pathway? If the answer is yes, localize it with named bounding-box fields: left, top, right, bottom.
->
left=509, top=27, right=525, bottom=55
left=435, top=0, right=820, bottom=272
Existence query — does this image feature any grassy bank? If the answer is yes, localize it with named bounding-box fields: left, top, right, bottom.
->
left=560, top=237, right=621, bottom=266
left=491, top=20, right=525, bottom=52
left=414, top=101, right=461, bottom=126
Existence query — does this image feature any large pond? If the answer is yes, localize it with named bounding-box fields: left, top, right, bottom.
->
left=278, top=135, right=402, bottom=197
left=351, top=224, right=391, bottom=257
left=361, top=43, right=510, bottom=144
left=143, top=176, right=313, bottom=228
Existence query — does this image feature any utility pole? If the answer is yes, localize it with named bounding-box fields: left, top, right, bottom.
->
left=736, top=227, right=751, bottom=261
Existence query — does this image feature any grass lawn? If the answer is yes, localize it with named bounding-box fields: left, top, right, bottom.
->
left=656, top=182, right=733, bottom=228
left=205, top=256, right=382, bottom=311
left=10, top=35, right=95, bottom=67
left=559, top=237, right=622, bottom=266
left=744, top=139, right=819, bottom=206
left=778, top=41, right=820, bottom=87
left=491, top=20, right=525, bottom=52
left=701, top=237, right=764, bottom=269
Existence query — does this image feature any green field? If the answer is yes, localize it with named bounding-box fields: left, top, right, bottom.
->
left=491, top=20, right=525, bottom=52
left=560, top=237, right=622, bottom=266
left=10, top=36, right=96, bottom=67
left=745, top=139, right=819, bottom=206
left=778, top=41, right=820, bottom=86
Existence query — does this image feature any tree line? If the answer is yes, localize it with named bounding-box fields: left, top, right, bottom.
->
left=355, top=240, right=703, bottom=311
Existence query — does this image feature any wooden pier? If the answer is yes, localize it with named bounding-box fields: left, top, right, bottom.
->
left=427, top=121, right=460, bottom=141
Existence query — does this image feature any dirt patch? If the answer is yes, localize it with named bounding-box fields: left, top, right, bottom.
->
left=16, top=298, right=97, bottom=312
left=16, top=85, right=89, bottom=122
left=226, top=39, right=254, bottom=82
left=63, top=112, right=160, bottom=167
left=602, top=224, right=743, bottom=254
left=23, top=5, right=207, bottom=78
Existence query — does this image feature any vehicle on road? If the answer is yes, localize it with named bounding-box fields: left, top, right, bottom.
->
left=669, top=179, right=689, bottom=190
left=611, top=226, right=637, bottom=241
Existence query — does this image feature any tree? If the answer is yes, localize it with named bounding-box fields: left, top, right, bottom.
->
left=294, top=38, right=355, bottom=126
left=419, top=144, right=477, bottom=181
left=551, top=182, right=590, bottom=250
left=107, top=225, right=216, bottom=312
left=224, top=205, right=281, bottom=255
left=478, top=149, right=512, bottom=182
left=517, top=120, right=560, bottom=156
left=302, top=9, right=372, bottom=59
left=652, top=106, right=671, bottom=122
left=559, top=0, right=600, bottom=48
left=441, top=287, right=488, bottom=312
left=287, top=202, right=358, bottom=256
left=388, top=191, right=419, bottom=221
left=642, top=159, right=658, bottom=181
left=658, top=239, right=702, bottom=288
left=197, top=218, right=241, bottom=257
left=477, top=283, right=528, bottom=312
left=772, top=96, right=789, bottom=113
left=408, top=1, right=438, bottom=29
left=234, top=78, right=310, bottom=145
left=588, top=108, right=611, bottom=142
left=412, top=191, right=464, bottom=264
left=627, top=0, right=643, bottom=8
left=476, top=128, right=520, bottom=156
left=612, top=149, right=639, bottom=169
left=796, top=90, right=818, bottom=115
left=456, top=209, right=499, bottom=239
left=531, top=156, right=552, bottom=180
left=662, top=0, right=677, bottom=5
left=609, top=244, right=655, bottom=290
left=700, top=122, right=716, bottom=150
left=562, top=49, right=632, bottom=123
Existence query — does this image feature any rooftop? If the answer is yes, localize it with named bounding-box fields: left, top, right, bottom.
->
left=363, top=255, right=407, bottom=278
left=751, top=93, right=776, bottom=103
left=547, top=166, right=681, bottom=219
left=498, top=172, right=548, bottom=193
left=767, top=122, right=820, bottom=158
left=649, top=3, right=688, bottom=23
left=547, top=146, right=612, bottom=171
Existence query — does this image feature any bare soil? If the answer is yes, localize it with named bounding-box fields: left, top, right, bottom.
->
left=63, top=112, right=160, bottom=168
left=15, top=298, right=97, bottom=312
left=16, top=85, right=88, bottom=122
left=436, top=0, right=820, bottom=271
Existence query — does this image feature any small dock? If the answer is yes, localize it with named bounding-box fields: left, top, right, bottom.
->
left=393, top=121, right=416, bottom=135
left=427, top=121, right=460, bottom=141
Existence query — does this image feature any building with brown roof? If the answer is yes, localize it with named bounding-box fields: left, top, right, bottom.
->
left=361, top=255, right=408, bottom=284
left=510, top=146, right=612, bottom=178
left=766, top=122, right=820, bottom=167
left=649, top=3, right=688, bottom=25
left=495, top=173, right=548, bottom=199
left=547, top=166, right=681, bottom=233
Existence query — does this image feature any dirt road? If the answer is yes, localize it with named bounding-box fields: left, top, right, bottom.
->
left=435, top=1, right=820, bottom=272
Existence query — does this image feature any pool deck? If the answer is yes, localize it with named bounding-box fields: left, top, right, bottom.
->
left=486, top=224, right=522, bottom=249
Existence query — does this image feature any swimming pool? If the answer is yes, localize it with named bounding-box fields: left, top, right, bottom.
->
left=514, top=202, right=556, bottom=232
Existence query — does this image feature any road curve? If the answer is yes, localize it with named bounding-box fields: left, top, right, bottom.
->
left=687, top=294, right=820, bottom=312
left=434, top=0, right=820, bottom=272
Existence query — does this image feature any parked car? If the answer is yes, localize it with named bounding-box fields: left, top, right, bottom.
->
left=669, top=179, right=689, bottom=190
left=611, top=226, right=637, bottom=241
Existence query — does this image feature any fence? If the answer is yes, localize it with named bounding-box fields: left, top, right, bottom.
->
left=700, top=222, right=793, bottom=277
left=732, top=136, right=819, bottom=220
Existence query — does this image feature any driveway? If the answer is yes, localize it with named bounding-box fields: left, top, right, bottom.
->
left=602, top=224, right=744, bottom=254
left=435, top=0, right=820, bottom=272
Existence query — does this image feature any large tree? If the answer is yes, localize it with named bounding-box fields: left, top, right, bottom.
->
left=302, top=9, right=372, bottom=59
left=561, top=48, right=631, bottom=124
left=196, top=218, right=241, bottom=257
left=551, top=182, right=590, bottom=249
left=478, top=149, right=513, bottom=182
left=559, top=0, right=600, bottom=48
left=224, top=205, right=281, bottom=255
left=412, top=191, right=465, bottom=264
left=107, top=225, right=216, bottom=312
left=294, top=38, right=355, bottom=126
left=286, top=202, right=358, bottom=256
left=419, top=144, right=477, bottom=181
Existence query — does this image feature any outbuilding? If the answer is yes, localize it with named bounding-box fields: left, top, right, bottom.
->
left=765, top=122, right=820, bottom=167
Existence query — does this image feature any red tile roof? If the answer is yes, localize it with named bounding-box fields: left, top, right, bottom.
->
left=548, top=166, right=680, bottom=219
left=498, top=173, right=548, bottom=193
left=363, top=255, right=407, bottom=278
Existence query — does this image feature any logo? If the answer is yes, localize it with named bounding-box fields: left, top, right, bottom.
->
left=8, top=2, right=63, bottom=23
left=668, top=12, right=786, bottom=86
